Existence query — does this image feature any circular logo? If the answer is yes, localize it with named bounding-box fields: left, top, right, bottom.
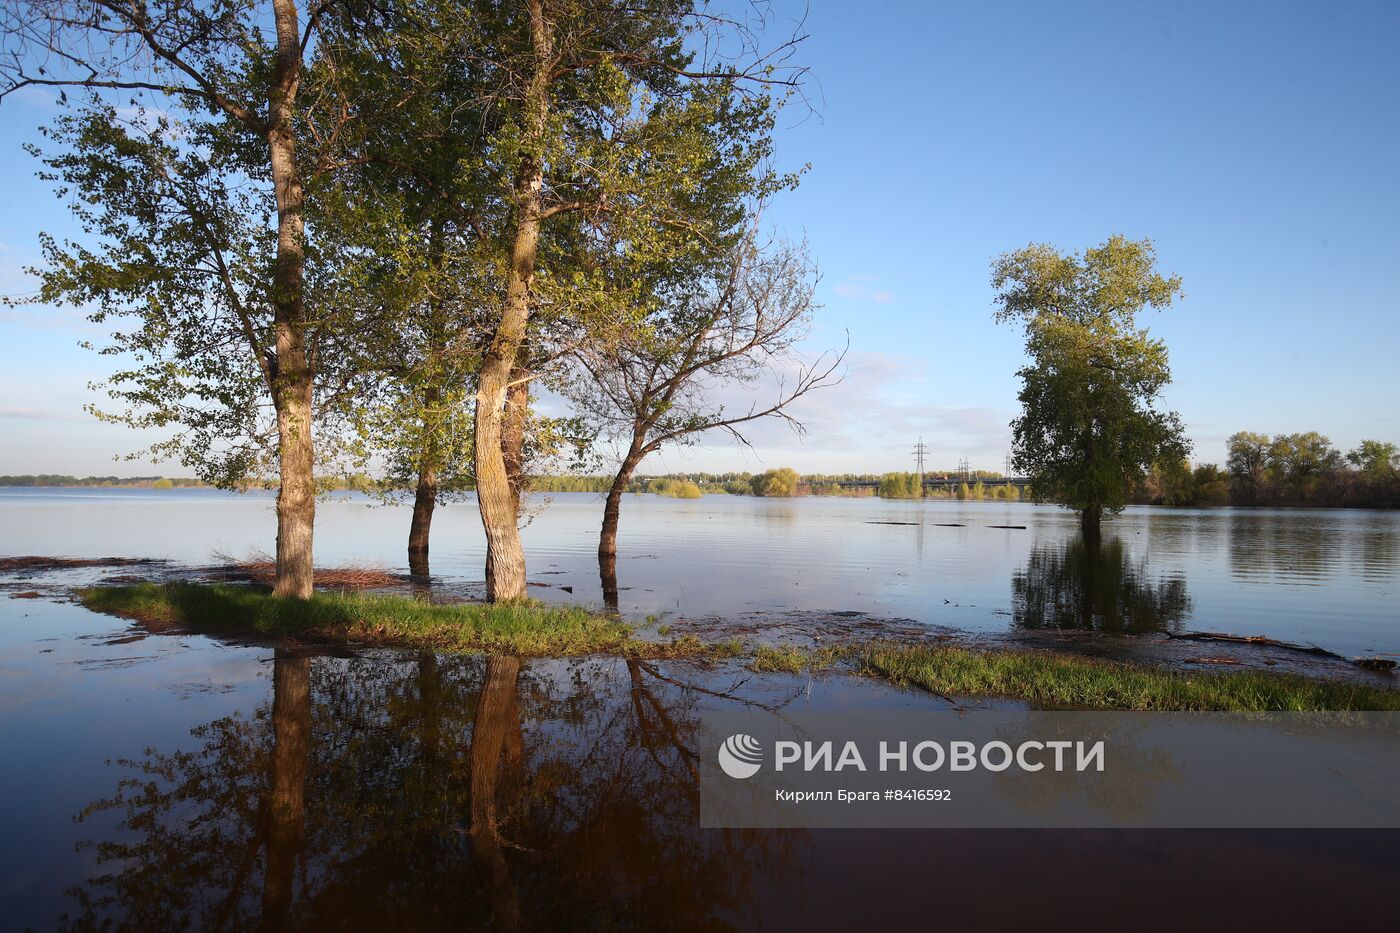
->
left=718, top=733, right=763, bottom=779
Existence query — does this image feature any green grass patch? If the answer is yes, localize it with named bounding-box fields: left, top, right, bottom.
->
left=751, top=644, right=852, bottom=673
left=858, top=642, right=1400, bottom=712
left=78, top=582, right=730, bottom=659
left=75, top=584, right=1400, bottom=710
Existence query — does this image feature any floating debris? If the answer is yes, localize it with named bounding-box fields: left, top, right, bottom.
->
left=1167, top=631, right=1342, bottom=659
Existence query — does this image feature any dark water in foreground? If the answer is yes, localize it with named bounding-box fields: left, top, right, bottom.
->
left=1, top=597, right=1397, bottom=931
left=2, top=489, right=1398, bottom=928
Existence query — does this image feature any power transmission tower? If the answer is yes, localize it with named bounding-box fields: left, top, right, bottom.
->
left=957, top=456, right=970, bottom=482
left=913, top=437, right=928, bottom=498
left=1003, top=451, right=1013, bottom=478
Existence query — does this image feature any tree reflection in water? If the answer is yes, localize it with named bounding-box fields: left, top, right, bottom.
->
left=1012, top=536, right=1191, bottom=634
left=63, top=653, right=793, bottom=931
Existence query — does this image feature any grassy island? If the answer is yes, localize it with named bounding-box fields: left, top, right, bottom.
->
left=78, top=583, right=1400, bottom=712
left=77, top=582, right=736, bottom=659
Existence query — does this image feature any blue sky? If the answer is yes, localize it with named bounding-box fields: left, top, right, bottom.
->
left=2, top=0, right=1397, bottom=476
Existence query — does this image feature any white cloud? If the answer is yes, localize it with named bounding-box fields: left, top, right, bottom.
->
left=831, top=274, right=895, bottom=304
left=629, top=349, right=1015, bottom=473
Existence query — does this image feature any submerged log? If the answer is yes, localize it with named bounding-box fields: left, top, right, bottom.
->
left=1166, top=630, right=1343, bottom=658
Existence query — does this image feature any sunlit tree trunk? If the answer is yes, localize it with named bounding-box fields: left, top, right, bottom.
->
left=475, top=0, right=550, bottom=602
left=261, top=650, right=311, bottom=929
left=268, top=0, right=314, bottom=599
left=486, top=366, right=529, bottom=595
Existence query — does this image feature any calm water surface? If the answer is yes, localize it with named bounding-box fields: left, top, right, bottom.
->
left=2, top=487, right=1396, bottom=654
left=1, top=597, right=1397, bottom=930
left=2, top=488, right=1398, bottom=929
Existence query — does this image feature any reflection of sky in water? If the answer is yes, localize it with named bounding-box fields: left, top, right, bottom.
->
left=1, top=488, right=1397, bottom=654
left=1, top=597, right=1398, bottom=928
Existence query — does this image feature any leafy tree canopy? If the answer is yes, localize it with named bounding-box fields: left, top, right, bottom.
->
left=993, top=235, right=1190, bottom=530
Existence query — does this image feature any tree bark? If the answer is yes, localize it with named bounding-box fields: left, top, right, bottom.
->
left=408, top=385, right=442, bottom=579
left=261, top=650, right=310, bottom=929
left=475, top=0, right=550, bottom=603
left=599, top=438, right=646, bottom=610
left=599, top=547, right=619, bottom=611
left=268, top=0, right=313, bottom=600
left=486, top=363, right=530, bottom=596
left=408, top=464, right=437, bottom=579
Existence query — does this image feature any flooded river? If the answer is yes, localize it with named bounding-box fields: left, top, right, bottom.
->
left=1, top=488, right=1398, bottom=928
left=2, top=487, right=1396, bottom=655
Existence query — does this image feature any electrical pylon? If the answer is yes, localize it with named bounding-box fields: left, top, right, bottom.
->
left=913, top=438, right=928, bottom=498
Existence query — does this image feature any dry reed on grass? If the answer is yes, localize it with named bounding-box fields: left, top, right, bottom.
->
left=209, top=549, right=402, bottom=589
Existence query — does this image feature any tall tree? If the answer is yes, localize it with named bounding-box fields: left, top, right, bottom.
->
left=315, top=185, right=492, bottom=577
left=292, top=1, right=511, bottom=579
left=1267, top=431, right=1342, bottom=500
left=1226, top=431, right=1272, bottom=505
left=1, top=0, right=355, bottom=598
left=992, top=235, right=1190, bottom=535
left=1348, top=439, right=1399, bottom=478
left=400, top=0, right=808, bottom=601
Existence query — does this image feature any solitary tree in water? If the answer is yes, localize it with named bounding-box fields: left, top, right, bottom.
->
left=992, top=235, right=1189, bottom=536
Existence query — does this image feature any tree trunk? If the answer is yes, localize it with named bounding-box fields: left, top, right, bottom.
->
left=273, top=372, right=314, bottom=600
left=409, top=381, right=442, bottom=579
left=268, top=0, right=313, bottom=600
left=486, top=363, right=529, bottom=596
left=599, top=548, right=619, bottom=611
left=599, top=441, right=645, bottom=610
left=503, top=374, right=528, bottom=504
left=1081, top=506, right=1102, bottom=539
left=408, top=464, right=437, bottom=579
left=475, top=0, right=550, bottom=603
left=261, top=650, right=310, bottom=929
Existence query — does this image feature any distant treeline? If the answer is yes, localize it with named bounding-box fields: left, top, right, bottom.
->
left=537, top=435, right=1400, bottom=510
left=13, top=435, right=1397, bottom=510
left=1134, top=433, right=1399, bottom=509
left=534, top=468, right=802, bottom=497
left=534, top=468, right=1017, bottom=500
left=0, top=475, right=207, bottom=488
left=1, top=474, right=389, bottom=493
